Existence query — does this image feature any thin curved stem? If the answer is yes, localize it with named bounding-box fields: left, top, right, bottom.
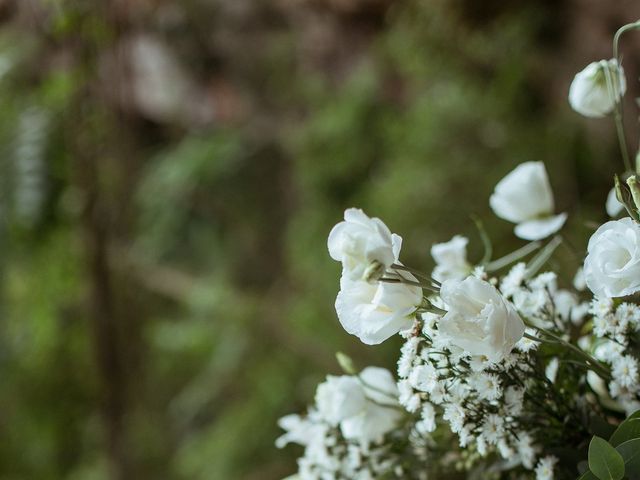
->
left=612, top=21, right=640, bottom=172
left=526, top=327, right=611, bottom=381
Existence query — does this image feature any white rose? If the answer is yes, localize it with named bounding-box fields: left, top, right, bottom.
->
left=489, top=161, right=567, bottom=240
left=340, top=367, right=402, bottom=443
left=568, top=59, right=626, bottom=118
left=438, top=276, right=525, bottom=362
left=431, top=235, right=472, bottom=282
left=315, top=375, right=366, bottom=426
left=584, top=217, right=640, bottom=298
left=328, top=208, right=401, bottom=281
left=335, top=272, right=422, bottom=345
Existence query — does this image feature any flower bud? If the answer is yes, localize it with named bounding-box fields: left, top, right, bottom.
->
left=568, top=59, right=626, bottom=118
left=626, top=175, right=640, bottom=214
left=336, top=352, right=357, bottom=375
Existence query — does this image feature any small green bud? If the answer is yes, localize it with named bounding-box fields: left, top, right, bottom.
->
left=363, top=260, right=385, bottom=283
left=336, top=352, right=357, bottom=375
left=626, top=175, right=640, bottom=213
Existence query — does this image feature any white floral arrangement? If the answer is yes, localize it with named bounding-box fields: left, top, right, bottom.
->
left=277, top=21, right=640, bottom=480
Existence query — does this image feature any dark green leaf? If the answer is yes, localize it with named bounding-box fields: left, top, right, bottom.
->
left=577, top=470, right=598, bottom=480
left=588, top=436, right=625, bottom=480
left=616, top=438, right=640, bottom=480
left=609, top=418, right=640, bottom=447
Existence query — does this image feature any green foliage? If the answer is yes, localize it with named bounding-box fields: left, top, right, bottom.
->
left=610, top=412, right=640, bottom=447
left=581, top=411, right=640, bottom=480
left=617, top=439, right=640, bottom=480
left=589, top=436, right=625, bottom=480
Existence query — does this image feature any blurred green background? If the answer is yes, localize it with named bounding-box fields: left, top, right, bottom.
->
left=1, top=0, right=640, bottom=479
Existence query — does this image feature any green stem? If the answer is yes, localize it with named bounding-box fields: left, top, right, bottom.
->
left=612, top=21, right=640, bottom=173
left=526, top=326, right=611, bottom=381
left=379, top=276, right=439, bottom=293
left=486, top=241, right=541, bottom=272
left=391, top=263, right=431, bottom=281
left=471, top=215, right=492, bottom=266
left=613, top=20, right=640, bottom=61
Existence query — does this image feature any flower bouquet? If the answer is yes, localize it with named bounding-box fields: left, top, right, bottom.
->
left=277, top=20, right=640, bottom=480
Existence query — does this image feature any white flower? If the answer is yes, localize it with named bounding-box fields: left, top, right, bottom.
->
left=419, top=403, right=437, bottom=433
left=535, top=455, right=558, bottom=480
left=408, top=364, right=438, bottom=392
left=517, top=433, right=538, bottom=469
left=328, top=208, right=401, bottom=281
left=438, top=276, right=525, bottom=362
left=340, top=367, right=402, bottom=443
left=276, top=414, right=325, bottom=448
left=443, top=404, right=465, bottom=433
left=398, top=379, right=419, bottom=412
left=469, top=373, right=502, bottom=401
left=316, top=375, right=367, bottom=426
left=545, top=357, right=559, bottom=383
left=504, top=386, right=524, bottom=416
left=573, top=267, right=586, bottom=291
left=612, top=355, right=639, bottom=389
left=616, top=302, right=640, bottom=330
left=569, top=59, right=626, bottom=118
left=497, top=439, right=515, bottom=460
left=315, top=368, right=401, bottom=445
left=584, top=218, right=640, bottom=298
left=606, top=188, right=625, bottom=217
left=481, top=414, right=504, bottom=445
left=431, top=235, right=472, bottom=282
left=500, top=263, right=527, bottom=298
left=489, top=162, right=567, bottom=240
left=335, top=274, right=422, bottom=345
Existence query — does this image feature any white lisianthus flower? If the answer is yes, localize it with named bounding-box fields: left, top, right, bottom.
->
left=431, top=235, right=472, bottom=282
left=315, top=368, right=401, bottom=444
left=335, top=272, right=422, bottom=345
left=568, top=59, right=626, bottom=118
left=340, top=367, right=402, bottom=443
left=438, top=276, right=525, bottom=362
left=328, top=208, right=401, bottom=281
left=584, top=218, right=640, bottom=298
left=315, top=375, right=366, bottom=426
left=489, top=162, right=567, bottom=240
left=606, top=187, right=625, bottom=217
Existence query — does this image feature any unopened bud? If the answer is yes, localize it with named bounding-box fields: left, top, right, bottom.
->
left=626, top=175, right=640, bottom=213
left=363, top=260, right=385, bottom=283
left=336, top=352, right=357, bottom=375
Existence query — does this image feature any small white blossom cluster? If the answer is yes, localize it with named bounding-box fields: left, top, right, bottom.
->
left=397, top=315, right=546, bottom=472
left=499, top=263, right=589, bottom=328
left=277, top=368, right=428, bottom=480
left=589, top=300, right=640, bottom=414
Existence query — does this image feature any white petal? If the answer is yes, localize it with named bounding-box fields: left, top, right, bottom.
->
left=514, top=213, right=567, bottom=240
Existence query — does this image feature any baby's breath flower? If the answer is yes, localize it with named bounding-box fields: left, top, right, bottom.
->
left=535, top=455, right=558, bottom=480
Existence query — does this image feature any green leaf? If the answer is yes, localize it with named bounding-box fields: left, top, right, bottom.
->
left=577, top=471, right=598, bottom=480
left=609, top=418, right=640, bottom=447
left=588, top=436, right=625, bottom=480
left=628, top=410, right=640, bottom=420
left=616, top=438, right=640, bottom=480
